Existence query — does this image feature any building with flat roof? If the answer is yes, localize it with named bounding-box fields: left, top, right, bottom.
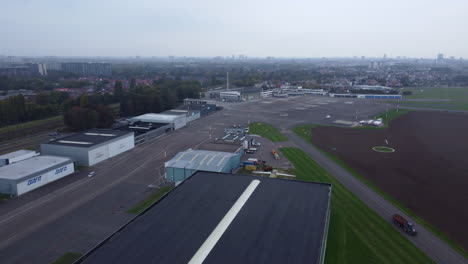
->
left=0, top=150, right=38, bottom=167
left=78, top=171, right=332, bottom=264
left=41, top=129, right=134, bottom=166
left=176, top=103, right=217, bottom=116
left=165, top=149, right=241, bottom=182
left=0, top=155, right=74, bottom=196
left=61, top=62, right=111, bottom=76
left=161, top=109, right=200, bottom=123
left=220, top=91, right=242, bottom=101
left=130, top=113, right=187, bottom=130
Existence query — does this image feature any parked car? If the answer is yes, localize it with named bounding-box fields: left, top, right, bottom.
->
left=325, top=115, right=331, bottom=119
left=88, top=171, right=96, bottom=178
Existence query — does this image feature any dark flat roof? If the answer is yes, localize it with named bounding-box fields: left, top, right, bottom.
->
left=80, top=172, right=331, bottom=264
left=116, top=122, right=168, bottom=136
left=46, top=129, right=132, bottom=148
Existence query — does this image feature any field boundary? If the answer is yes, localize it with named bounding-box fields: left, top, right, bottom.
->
left=292, top=124, right=468, bottom=258
left=279, top=147, right=433, bottom=264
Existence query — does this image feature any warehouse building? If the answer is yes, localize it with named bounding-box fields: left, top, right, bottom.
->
left=161, top=109, right=200, bottom=123
left=0, top=150, right=38, bottom=167
left=0, top=155, right=74, bottom=196
left=41, top=129, right=134, bottom=166
left=220, top=91, right=242, bottom=101
left=165, top=149, right=241, bottom=182
left=130, top=113, right=187, bottom=130
left=176, top=103, right=217, bottom=116
left=78, top=172, right=332, bottom=264
left=115, top=121, right=172, bottom=145
left=357, top=94, right=402, bottom=99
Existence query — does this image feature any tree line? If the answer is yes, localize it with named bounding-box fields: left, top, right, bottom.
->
left=119, top=79, right=201, bottom=117
left=63, top=93, right=118, bottom=132
left=0, top=92, right=68, bottom=126
left=0, top=78, right=202, bottom=131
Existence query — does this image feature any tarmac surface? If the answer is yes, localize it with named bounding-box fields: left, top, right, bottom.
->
left=0, top=95, right=465, bottom=263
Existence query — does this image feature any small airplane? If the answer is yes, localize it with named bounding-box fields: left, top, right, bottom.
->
left=252, top=170, right=295, bottom=178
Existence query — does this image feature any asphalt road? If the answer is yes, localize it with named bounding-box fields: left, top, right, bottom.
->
left=0, top=95, right=465, bottom=263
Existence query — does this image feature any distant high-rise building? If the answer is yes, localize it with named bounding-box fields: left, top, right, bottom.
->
left=0, top=63, right=47, bottom=77
left=61, top=62, right=111, bottom=76
left=383, top=54, right=387, bottom=60
left=437, top=53, right=444, bottom=61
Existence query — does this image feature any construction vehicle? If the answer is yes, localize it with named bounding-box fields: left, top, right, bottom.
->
left=392, top=214, right=417, bottom=236
left=271, top=149, right=280, bottom=160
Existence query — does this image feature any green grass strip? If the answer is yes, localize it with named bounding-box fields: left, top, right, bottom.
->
left=403, top=87, right=468, bottom=100
left=280, top=147, right=433, bottom=264
left=387, top=100, right=468, bottom=111
left=51, top=252, right=82, bottom=264
left=292, top=124, right=468, bottom=259
left=126, top=186, right=173, bottom=214
left=0, top=193, right=10, bottom=203
left=0, top=115, right=63, bottom=134
left=248, top=122, right=288, bottom=141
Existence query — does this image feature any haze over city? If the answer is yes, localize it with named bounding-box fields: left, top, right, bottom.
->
left=1, top=1, right=468, bottom=264
left=2, top=0, right=468, bottom=58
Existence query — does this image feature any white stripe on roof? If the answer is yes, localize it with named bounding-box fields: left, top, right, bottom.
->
left=199, top=154, right=210, bottom=166
left=206, top=155, right=216, bottom=166
left=58, top=140, right=93, bottom=145
left=217, top=156, right=227, bottom=167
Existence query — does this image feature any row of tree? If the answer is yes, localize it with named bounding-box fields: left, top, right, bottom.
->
left=63, top=94, right=116, bottom=132
left=119, top=79, right=201, bottom=117
left=0, top=93, right=65, bottom=126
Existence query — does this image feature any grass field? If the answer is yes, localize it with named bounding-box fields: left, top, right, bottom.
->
left=51, top=252, right=82, bottom=264
left=0, top=115, right=62, bottom=134
left=126, top=186, right=173, bottom=214
left=248, top=122, right=288, bottom=141
left=392, top=100, right=468, bottom=111
left=403, top=87, right=468, bottom=100
left=293, top=124, right=468, bottom=259
left=280, top=147, right=433, bottom=264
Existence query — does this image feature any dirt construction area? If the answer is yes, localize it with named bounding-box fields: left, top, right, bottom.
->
left=310, top=111, right=468, bottom=250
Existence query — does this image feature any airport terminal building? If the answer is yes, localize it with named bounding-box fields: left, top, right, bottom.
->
left=41, top=129, right=134, bottom=166
left=0, top=155, right=74, bottom=196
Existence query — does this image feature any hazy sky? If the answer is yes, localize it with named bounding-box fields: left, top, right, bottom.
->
left=2, top=0, right=468, bottom=58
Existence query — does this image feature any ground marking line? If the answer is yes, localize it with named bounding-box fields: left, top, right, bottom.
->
left=188, top=179, right=261, bottom=264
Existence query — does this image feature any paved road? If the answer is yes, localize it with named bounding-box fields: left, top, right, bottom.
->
left=0, top=113, right=231, bottom=263
left=0, top=96, right=465, bottom=263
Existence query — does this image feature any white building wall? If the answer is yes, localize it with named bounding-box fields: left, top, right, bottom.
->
left=108, top=135, right=135, bottom=158
left=173, top=116, right=187, bottom=130
left=9, top=152, right=37, bottom=164
left=186, top=112, right=200, bottom=123
left=88, top=145, right=110, bottom=166
left=16, top=162, right=74, bottom=196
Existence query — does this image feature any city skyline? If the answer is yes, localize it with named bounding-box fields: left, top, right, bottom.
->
left=2, top=0, right=468, bottom=58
